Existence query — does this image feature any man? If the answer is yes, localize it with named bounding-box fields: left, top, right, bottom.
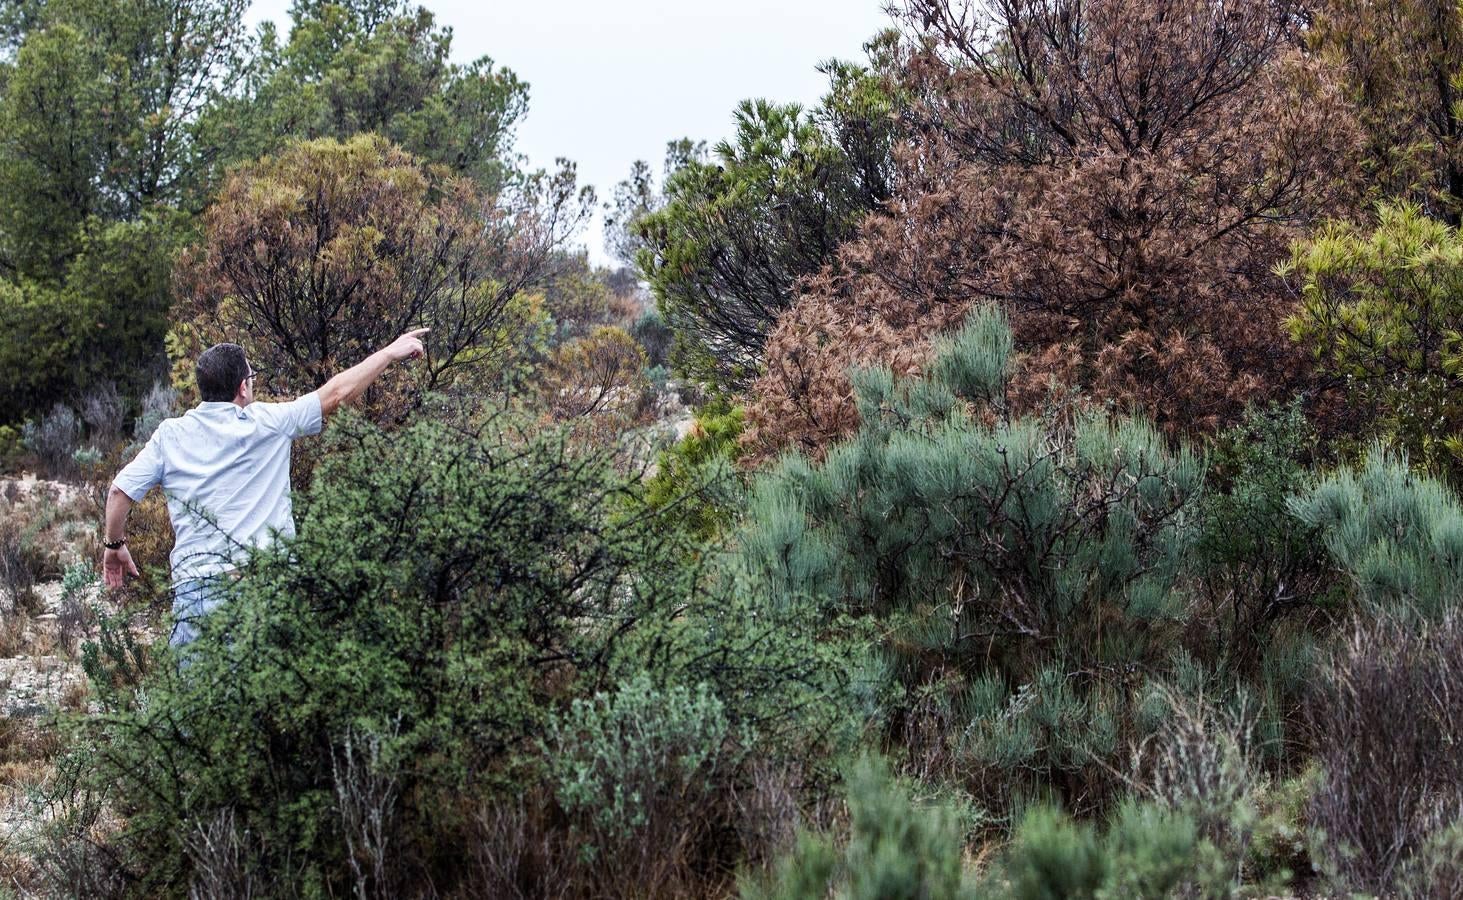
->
left=101, top=329, right=429, bottom=645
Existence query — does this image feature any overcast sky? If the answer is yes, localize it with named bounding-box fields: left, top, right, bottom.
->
left=245, top=0, right=895, bottom=266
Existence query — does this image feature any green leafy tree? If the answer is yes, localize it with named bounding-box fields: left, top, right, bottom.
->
left=1194, top=403, right=1336, bottom=673
left=0, top=212, right=185, bottom=423
left=0, top=0, right=248, bottom=420
left=631, top=42, right=900, bottom=391
left=1283, top=201, right=1463, bottom=473
left=204, top=0, right=527, bottom=189
left=0, top=0, right=251, bottom=274
left=602, top=137, right=706, bottom=268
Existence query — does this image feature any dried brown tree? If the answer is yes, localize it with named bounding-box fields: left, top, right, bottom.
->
left=745, top=0, right=1361, bottom=459
left=175, top=134, right=590, bottom=418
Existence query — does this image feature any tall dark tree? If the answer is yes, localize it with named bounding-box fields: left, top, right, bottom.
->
left=0, top=0, right=250, bottom=421
left=0, top=0, right=251, bottom=277
left=630, top=39, right=902, bottom=393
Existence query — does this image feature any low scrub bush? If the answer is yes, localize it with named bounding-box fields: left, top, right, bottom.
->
left=1138, top=688, right=1259, bottom=892
left=739, top=305, right=1205, bottom=811
left=631, top=306, right=674, bottom=368
left=21, top=404, right=80, bottom=477
left=0, top=511, right=40, bottom=614
left=127, top=381, right=176, bottom=453
left=1290, top=446, right=1463, bottom=619
left=997, top=800, right=1231, bottom=900
left=67, top=409, right=845, bottom=896
left=78, top=382, right=124, bottom=444
left=544, top=674, right=745, bottom=892
left=1305, top=612, right=1463, bottom=895
left=741, top=756, right=977, bottom=900
left=1396, top=821, right=1463, bottom=899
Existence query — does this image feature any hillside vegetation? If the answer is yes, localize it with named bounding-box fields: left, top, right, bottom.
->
left=2, top=0, right=1463, bottom=896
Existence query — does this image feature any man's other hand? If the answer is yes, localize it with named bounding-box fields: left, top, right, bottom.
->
left=103, top=545, right=140, bottom=588
left=384, top=328, right=430, bottom=362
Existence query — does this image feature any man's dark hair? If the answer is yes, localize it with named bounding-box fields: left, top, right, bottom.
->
left=196, top=343, right=249, bottom=402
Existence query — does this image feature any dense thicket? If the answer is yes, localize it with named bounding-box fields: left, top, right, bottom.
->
left=9, top=0, right=1463, bottom=896
left=60, top=411, right=847, bottom=895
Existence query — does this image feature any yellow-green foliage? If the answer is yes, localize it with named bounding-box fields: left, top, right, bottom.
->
left=1283, top=201, right=1463, bottom=473
left=644, top=401, right=745, bottom=541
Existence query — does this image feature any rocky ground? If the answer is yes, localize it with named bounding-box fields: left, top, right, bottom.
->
left=0, top=473, right=141, bottom=881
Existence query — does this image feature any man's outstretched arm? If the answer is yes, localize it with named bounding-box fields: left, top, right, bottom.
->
left=102, top=486, right=140, bottom=588
left=317, top=328, right=430, bottom=417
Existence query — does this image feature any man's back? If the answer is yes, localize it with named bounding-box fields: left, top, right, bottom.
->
left=113, top=394, right=322, bottom=581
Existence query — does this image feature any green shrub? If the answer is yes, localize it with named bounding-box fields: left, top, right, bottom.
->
left=545, top=673, right=742, bottom=858
left=997, top=800, right=1231, bottom=900
left=1195, top=402, right=1337, bottom=672
left=1397, top=820, right=1463, bottom=899
left=1247, top=767, right=1317, bottom=887
left=643, top=400, right=745, bottom=541
left=0, top=215, right=180, bottom=426
left=631, top=306, right=674, bottom=368
left=68, top=409, right=843, bottom=896
left=1289, top=445, right=1463, bottom=618
left=742, top=756, right=977, bottom=900
left=739, top=305, right=1204, bottom=808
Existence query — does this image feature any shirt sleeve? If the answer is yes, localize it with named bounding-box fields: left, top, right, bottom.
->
left=252, top=391, right=323, bottom=439
left=112, top=428, right=166, bottom=502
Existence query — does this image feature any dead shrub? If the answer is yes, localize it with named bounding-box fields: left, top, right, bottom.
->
left=21, top=404, right=81, bottom=478
left=461, top=784, right=739, bottom=900
left=0, top=512, right=41, bottom=614
left=79, top=383, right=125, bottom=445
left=730, top=760, right=812, bottom=871
left=331, top=723, right=402, bottom=900
left=186, top=807, right=262, bottom=900
left=0, top=613, right=25, bottom=658
left=464, top=791, right=570, bottom=900
left=1137, top=687, right=1260, bottom=889
left=1306, top=613, right=1463, bottom=894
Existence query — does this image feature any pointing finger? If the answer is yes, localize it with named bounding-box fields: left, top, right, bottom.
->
left=406, top=327, right=431, bottom=339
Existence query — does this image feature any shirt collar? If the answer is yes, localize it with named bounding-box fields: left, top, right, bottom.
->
left=195, top=401, right=251, bottom=420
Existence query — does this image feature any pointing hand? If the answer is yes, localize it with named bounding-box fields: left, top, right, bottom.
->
left=385, top=328, right=430, bottom=362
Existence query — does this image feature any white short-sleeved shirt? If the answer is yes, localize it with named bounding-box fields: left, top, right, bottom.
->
left=113, top=392, right=323, bottom=582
